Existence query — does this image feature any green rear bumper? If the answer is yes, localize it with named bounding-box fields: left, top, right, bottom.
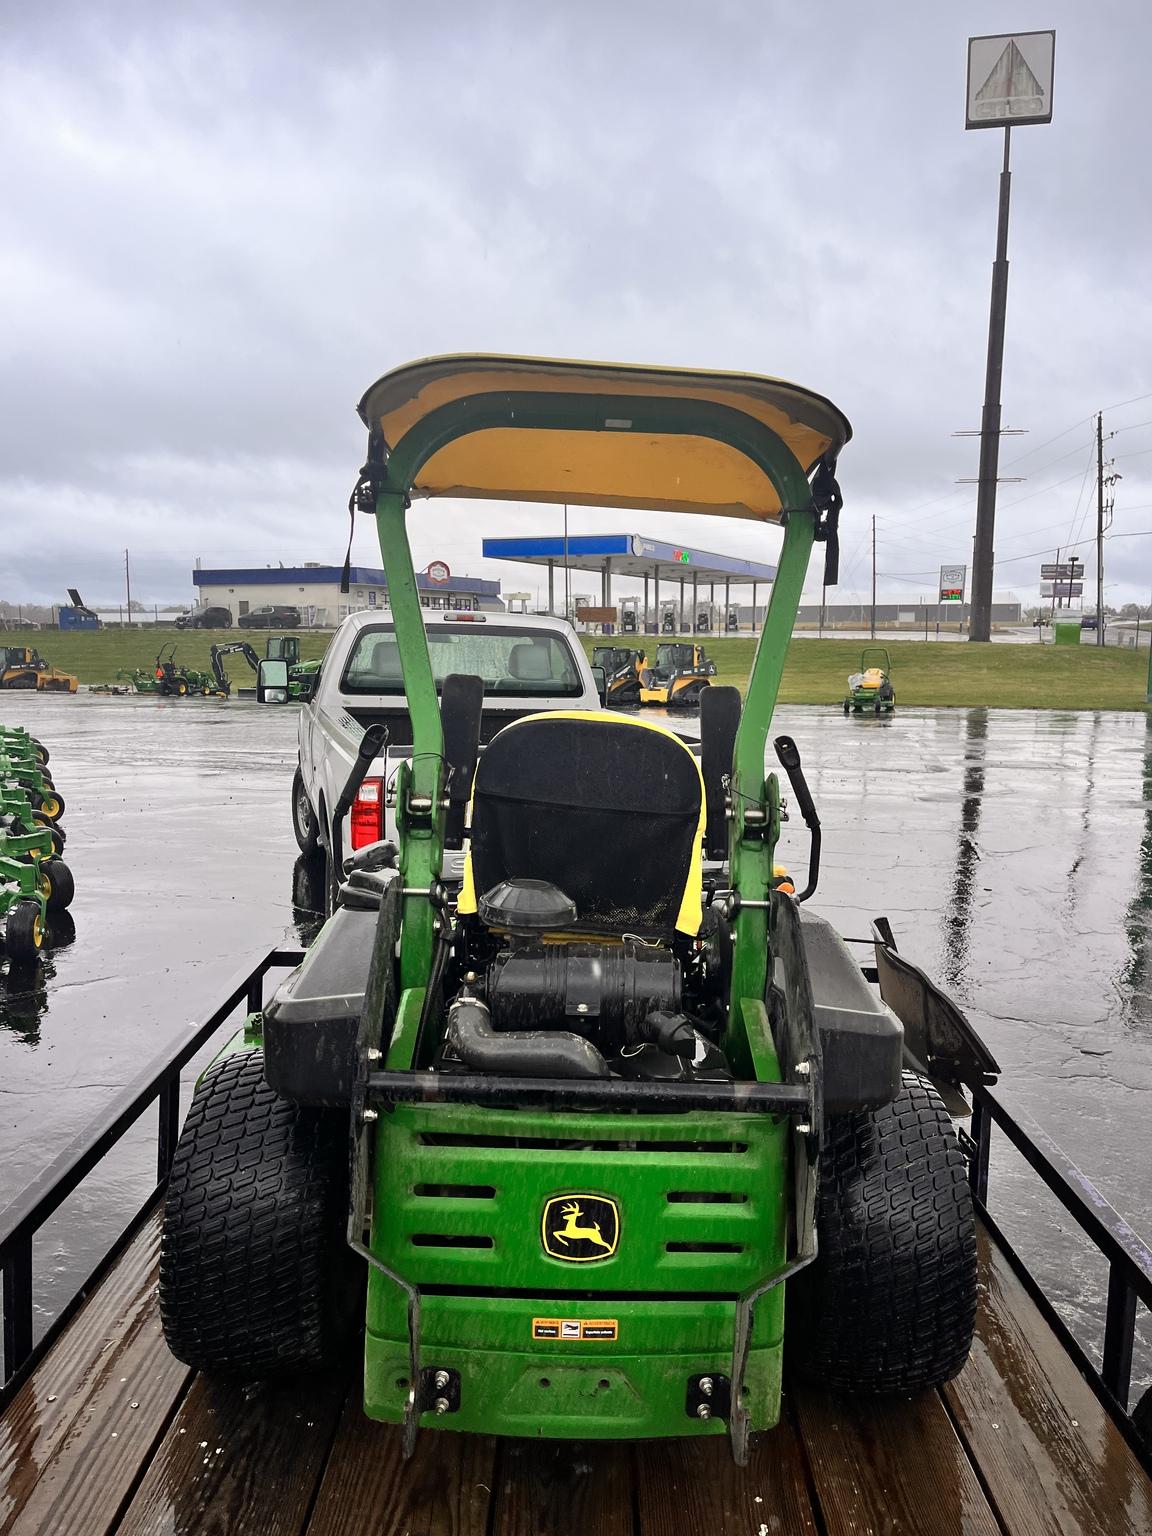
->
left=363, top=1098, right=788, bottom=1440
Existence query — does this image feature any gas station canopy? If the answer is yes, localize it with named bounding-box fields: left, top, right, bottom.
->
left=481, top=534, right=776, bottom=585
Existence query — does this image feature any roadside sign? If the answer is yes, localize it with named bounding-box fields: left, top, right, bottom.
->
left=1040, top=582, right=1083, bottom=598
left=966, top=32, right=1055, bottom=129
left=1040, top=561, right=1083, bottom=581
left=426, top=561, right=451, bottom=585
left=938, top=564, right=966, bottom=603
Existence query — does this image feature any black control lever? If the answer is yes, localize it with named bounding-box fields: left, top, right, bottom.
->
left=772, top=735, right=820, bottom=903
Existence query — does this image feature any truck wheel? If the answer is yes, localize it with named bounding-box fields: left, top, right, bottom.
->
left=788, top=1070, right=976, bottom=1394
left=160, top=1050, right=358, bottom=1375
left=43, top=858, right=75, bottom=912
left=292, top=767, right=320, bottom=854
left=4, top=901, right=44, bottom=963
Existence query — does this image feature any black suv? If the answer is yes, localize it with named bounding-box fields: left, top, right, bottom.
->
left=238, top=605, right=302, bottom=630
left=175, top=605, right=232, bottom=629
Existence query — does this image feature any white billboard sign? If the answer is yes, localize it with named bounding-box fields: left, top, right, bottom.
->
left=1040, top=581, right=1083, bottom=599
left=966, top=32, right=1055, bottom=129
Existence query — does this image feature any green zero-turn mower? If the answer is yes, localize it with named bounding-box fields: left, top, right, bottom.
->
left=843, top=647, right=895, bottom=715
left=159, top=356, right=991, bottom=1463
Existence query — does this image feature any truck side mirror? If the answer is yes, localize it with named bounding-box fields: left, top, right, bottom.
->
left=590, top=665, right=607, bottom=705
left=257, top=658, right=290, bottom=704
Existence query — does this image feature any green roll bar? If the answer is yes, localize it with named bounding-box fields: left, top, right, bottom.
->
left=364, top=387, right=826, bottom=1018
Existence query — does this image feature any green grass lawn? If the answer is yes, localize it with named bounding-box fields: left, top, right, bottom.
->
left=0, top=629, right=332, bottom=688
left=581, top=635, right=1149, bottom=710
left=2, top=628, right=1147, bottom=709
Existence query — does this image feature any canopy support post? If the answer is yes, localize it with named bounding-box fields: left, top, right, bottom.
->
left=547, top=560, right=555, bottom=616
left=373, top=489, right=444, bottom=991
left=724, top=577, right=731, bottom=631
left=653, top=566, right=660, bottom=634
left=679, top=578, right=685, bottom=635
left=643, top=574, right=649, bottom=635
left=693, top=572, right=699, bottom=634
left=752, top=581, right=758, bottom=632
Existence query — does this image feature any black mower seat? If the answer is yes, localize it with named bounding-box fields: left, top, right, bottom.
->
left=457, top=711, right=705, bottom=937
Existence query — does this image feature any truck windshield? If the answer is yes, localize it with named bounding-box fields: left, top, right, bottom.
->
left=340, top=625, right=585, bottom=697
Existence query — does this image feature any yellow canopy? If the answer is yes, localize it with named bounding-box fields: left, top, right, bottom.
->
left=357, top=354, right=851, bottom=523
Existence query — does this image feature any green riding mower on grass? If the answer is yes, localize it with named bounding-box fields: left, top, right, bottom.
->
left=843, top=647, right=895, bottom=715
left=159, top=356, right=992, bottom=1463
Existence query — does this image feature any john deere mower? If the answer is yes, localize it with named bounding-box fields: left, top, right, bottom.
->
left=591, top=645, right=646, bottom=706
left=159, top=356, right=985, bottom=1464
left=843, top=647, right=895, bottom=715
left=638, top=641, right=716, bottom=706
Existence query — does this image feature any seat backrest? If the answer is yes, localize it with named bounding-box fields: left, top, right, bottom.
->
left=460, top=712, right=704, bottom=937
left=506, top=642, right=553, bottom=683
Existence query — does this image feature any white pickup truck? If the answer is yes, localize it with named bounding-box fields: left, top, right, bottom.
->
left=290, top=610, right=602, bottom=881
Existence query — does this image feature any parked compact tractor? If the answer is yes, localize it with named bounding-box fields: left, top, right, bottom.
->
left=0, top=648, right=78, bottom=693
left=146, top=645, right=218, bottom=698
left=843, top=647, right=895, bottom=715
left=638, top=641, right=716, bottom=706
left=591, top=645, right=646, bottom=706
left=159, top=355, right=984, bottom=1464
left=210, top=636, right=319, bottom=700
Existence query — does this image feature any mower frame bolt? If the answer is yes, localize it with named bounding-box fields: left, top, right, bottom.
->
left=366, top=1047, right=382, bottom=1063
left=699, top=1376, right=713, bottom=1397
left=696, top=1403, right=711, bottom=1420
left=795, top=1121, right=811, bottom=1135
left=795, top=1061, right=810, bottom=1078
left=433, top=1396, right=450, bottom=1415
left=361, top=1108, right=379, bottom=1124
left=433, top=1370, right=450, bottom=1390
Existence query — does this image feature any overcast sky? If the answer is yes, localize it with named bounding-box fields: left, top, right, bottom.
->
left=3, top=0, right=1150, bottom=611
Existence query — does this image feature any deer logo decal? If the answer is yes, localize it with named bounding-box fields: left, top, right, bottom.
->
left=542, top=1195, right=620, bottom=1262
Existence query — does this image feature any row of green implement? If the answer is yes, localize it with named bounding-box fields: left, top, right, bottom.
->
left=0, top=726, right=74, bottom=965
left=101, top=637, right=317, bottom=701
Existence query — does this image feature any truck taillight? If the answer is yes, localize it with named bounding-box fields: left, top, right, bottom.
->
left=350, top=777, right=384, bottom=850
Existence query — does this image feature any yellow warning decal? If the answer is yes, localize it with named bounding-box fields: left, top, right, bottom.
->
left=532, top=1318, right=618, bottom=1342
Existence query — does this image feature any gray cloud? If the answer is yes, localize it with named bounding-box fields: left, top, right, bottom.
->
left=2, top=0, right=1149, bottom=609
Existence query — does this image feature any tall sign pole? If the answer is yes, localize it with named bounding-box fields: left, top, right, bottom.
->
left=965, top=31, right=1056, bottom=643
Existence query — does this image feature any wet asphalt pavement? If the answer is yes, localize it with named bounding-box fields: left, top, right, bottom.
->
left=1, top=692, right=1150, bottom=1382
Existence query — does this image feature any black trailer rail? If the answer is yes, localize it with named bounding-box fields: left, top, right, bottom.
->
left=0, top=945, right=303, bottom=1397
left=2, top=944, right=1151, bottom=1476
left=965, top=1080, right=1152, bottom=1441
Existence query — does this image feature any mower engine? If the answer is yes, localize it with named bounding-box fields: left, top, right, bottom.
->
left=440, top=878, right=732, bottom=1083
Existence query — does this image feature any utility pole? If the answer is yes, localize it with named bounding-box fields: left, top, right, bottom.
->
left=969, top=126, right=1012, bottom=643
left=124, top=548, right=132, bottom=628
left=870, top=515, right=877, bottom=640
left=1096, top=412, right=1119, bottom=646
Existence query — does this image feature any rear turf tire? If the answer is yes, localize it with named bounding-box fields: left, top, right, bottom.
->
left=292, top=767, right=320, bottom=855
left=788, top=1069, right=977, bottom=1394
left=159, top=1049, right=358, bottom=1376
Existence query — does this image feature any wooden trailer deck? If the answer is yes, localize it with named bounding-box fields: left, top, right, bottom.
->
left=2, top=1208, right=1149, bottom=1536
